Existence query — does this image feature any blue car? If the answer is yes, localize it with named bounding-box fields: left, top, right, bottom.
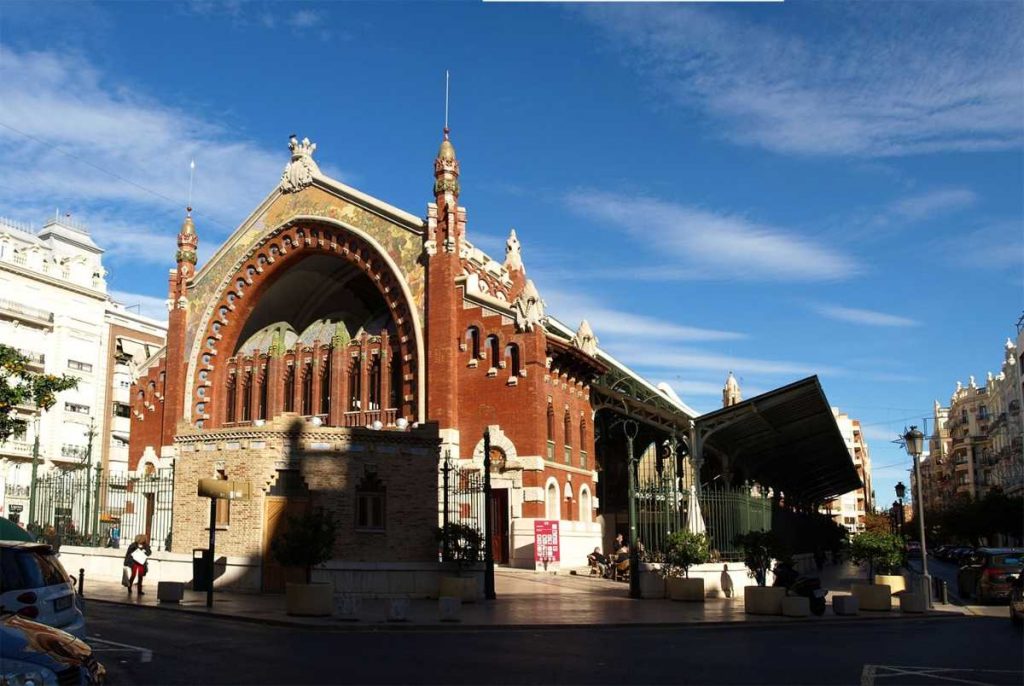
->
left=0, top=612, right=105, bottom=685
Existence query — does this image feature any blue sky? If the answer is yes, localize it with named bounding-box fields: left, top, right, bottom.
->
left=0, top=1, right=1021, bottom=506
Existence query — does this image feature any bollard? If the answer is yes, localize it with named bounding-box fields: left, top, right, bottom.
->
left=935, top=578, right=948, bottom=604
left=77, top=569, right=84, bottom=597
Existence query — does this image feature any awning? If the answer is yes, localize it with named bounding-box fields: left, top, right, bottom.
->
left=695, top=376, right=861, bottom=503
left=117, top=337, right=150, bottom=363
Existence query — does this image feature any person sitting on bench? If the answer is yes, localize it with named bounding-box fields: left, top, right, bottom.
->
left=587, top=547, right=609, bottom=576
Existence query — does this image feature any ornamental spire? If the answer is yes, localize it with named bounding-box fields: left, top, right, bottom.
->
left=176, top=206, right=198, bottom=270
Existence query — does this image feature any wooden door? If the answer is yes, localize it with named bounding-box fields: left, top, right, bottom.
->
left=261, top=496, right=309, bottom=592
left=490, top=489, right=509, bottom=565
left=144, top=493, right=155, bottom=541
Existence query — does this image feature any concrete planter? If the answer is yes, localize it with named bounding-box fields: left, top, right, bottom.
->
left=874, top=574, right=906, bottom=595
left=851, top=583, right=892, bottom=611
left=438, top=575, right=478, bottom=603
left=782, top=596, right=810, bottom=618
left=832, top=595, right=860, bottom=616
left=744, top=586, right=786, bottom=615
left=667, top=577, right=705, bottom=602
left=898, top=592, right=927, bottom=614
left=285, top=582, right=333, bottom=617
left=156, top=581, right=184, bottom=604
left=639, top=570, right=666, bottom=599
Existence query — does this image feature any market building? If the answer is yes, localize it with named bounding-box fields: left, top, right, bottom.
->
left=128, top=131, right=861, bottom=594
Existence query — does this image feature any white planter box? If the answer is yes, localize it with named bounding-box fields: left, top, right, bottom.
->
left=851, top=583, right=892, bottom=611
left=744, top=586, right=786, bottom=615
left=667, top=577, right=705, bottom=602
left=639, top=571, right=666, bottom=599
left=899, top=592, right=927, bottom=614
left=832, top=595, right=860, bottom=616
left=782, top=596, right=810, bottom=617
left=875, top=574, right=906, bottom=595
left=285, top=582, right=333, bottom=617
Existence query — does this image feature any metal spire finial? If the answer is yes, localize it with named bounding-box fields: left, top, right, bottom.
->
left=444, top=70, right=450, bottom=134
left=187, top=159, right=196, bottom=210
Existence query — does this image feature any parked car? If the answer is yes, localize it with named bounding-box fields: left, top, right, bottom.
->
left=906, top=541, right=922, bottom=558
left=0, top=541, right=85, bottom=639
left=1009, top=571, right=1023, bottom=628
left=950, top=547, right=975, bottom=565
left=957, top=548, right=1024, bottom=603
left=0, top=611, right=105, bottom=684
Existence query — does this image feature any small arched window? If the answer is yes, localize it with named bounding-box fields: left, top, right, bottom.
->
left=505, top=343, right=521, bottom=377
left=545, top=481, right=559, bottom=520
left=579, top=486, right=591, bottom=522
left=486, top=335, right=500, bottom=370
left=225, top=373, right=237, bottom=423
left=466, top=326, right=481, bottom=359
left=283, top=365, right=295, bottom=413
left=564, top=409, right=572, bottom=447
left=546, top=402, right=554, bottom=441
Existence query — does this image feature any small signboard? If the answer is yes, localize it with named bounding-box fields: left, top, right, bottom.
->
left=197, top=478, right=251, bottom=500
left=534, top=520, right=560, bottom=572
left=8, top=504, right=23, bottom=513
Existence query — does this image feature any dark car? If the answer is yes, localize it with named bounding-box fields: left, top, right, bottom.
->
left=0, top=611, right=105, bottom=684
left=957, top=548, right=1024, bottom=603
left=1010, top=571, right=1023, bottom=628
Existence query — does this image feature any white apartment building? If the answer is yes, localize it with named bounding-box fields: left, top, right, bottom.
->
left=0, top=214, right=166, bottom=523
left=826, top=408, right=874, bottom=534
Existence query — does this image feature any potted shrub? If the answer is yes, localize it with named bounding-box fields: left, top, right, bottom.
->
left=849, top=531, right=905, bottom=610
left=663, top=531, right=710, bottom=601
left=437, top=523, right=483, bottom=602
left=271, top=508, right=337, bottom=616
left=735, top=531, right=789, bottom=615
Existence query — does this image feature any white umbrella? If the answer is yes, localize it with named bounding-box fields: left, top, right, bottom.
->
left=686, top=484, right=706, bottom=535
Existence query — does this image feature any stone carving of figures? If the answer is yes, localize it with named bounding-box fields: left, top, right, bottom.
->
left=571, top=319, right=598, bottom=356
left=505, top=228, right=524, bottom=272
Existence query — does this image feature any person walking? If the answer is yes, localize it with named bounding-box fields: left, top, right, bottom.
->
left=124, top=534, right=151, bottom=596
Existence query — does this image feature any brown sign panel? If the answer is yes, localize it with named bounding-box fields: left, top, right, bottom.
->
left=197, top=478, right=252, bottom=500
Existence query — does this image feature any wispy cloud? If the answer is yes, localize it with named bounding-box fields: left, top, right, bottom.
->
left=541, top=288, right=746, bottom=343
left=931, top=220, right=1024, bottom=271
left=581, top=4, right=1024, bottom=157
left=889, top=188, right=976, bottom=222
left=813, top=304, right=921, bottom=328
left=288, top=9, right=322, bottom=29
left=109, top=290, right=169, bottom=323
left=565, top=191, right=858, bottom=282
left=608, top=343, right=841, bottom=378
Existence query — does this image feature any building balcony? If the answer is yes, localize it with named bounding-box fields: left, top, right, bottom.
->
left=0, top=299, right=54, bottom=329
left=0, top=440, right=32, bottom=459
left=5, top=483, right=29, bottom=498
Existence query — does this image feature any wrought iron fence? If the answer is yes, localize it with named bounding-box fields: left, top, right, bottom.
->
left=438, top=455, right=485, bottom=562
left=25, top=468, right=175, bottom=552
left=699, top=486, right=772, bottom=561
left=634, top=442, right=683, bottom=559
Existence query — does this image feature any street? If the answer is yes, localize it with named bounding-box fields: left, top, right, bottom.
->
left=907, top=556, right=1009, bottom=618
left=85, top=603, right=1023, bottom=686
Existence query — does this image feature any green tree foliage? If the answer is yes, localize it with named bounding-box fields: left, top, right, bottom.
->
left=663, top=531, right=711, bottom=578
left=734, top=530, right=791, bottom=586
left=923, top=491, right=1024, bottom=546
left=437, top=522, right=483, bottom=570
left=0, top=345, right=79, bottom=441
left=270, top=508, right=338, bottom=584
left=849, top=531, right=905, bottom=580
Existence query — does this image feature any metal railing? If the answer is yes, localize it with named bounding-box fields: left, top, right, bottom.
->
left=438, top=455, right=485, bottom=562
left=699, top=486, right=772, bottom=560
left=0, top=298, right=53, bottom=323
left=26, top=468, right=175, bottom=551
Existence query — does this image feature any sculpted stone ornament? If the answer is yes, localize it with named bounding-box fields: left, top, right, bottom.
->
left=512, top=279, right=545, bottom=333
left=505, top=228, right=524, bottom=272
left=571, top=319, right=598, bottom=356
left=280, top=135, right=321, bottom=193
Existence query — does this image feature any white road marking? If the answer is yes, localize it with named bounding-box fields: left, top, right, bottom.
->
left=862, top=664, right=1023, bottom=686
left=86, top=636, right=153, bottom=663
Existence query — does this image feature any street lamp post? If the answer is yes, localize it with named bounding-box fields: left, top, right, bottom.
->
left=902, top=426, right=931, bottom=607
left=27, top=416, right=41, bottom=527
left=894, top=481, right=906, bottom=537
left=624, top=420, right=640, bottom=600
left=83, top=420, right=96, bottom=537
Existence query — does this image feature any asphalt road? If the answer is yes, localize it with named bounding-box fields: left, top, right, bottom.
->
left=908, top=555, right=1010, bottom=618
left=83, top=603, right=1023, bottom=686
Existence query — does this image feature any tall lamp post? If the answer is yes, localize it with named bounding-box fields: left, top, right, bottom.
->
left=27, top=416, right=41, bottom=527
left=623, top=420, right=641, bottom=600
left=894, top=481, right=906, bottom=537
left=902, top=426, right=931, bottom=606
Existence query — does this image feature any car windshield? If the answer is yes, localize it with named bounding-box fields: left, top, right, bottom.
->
left=991, top=554, right=1022, bottom=568
left=0, top=549, right=69, bottom=592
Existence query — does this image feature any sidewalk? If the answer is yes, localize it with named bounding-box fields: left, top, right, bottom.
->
left=79, top=563, right=965, bottom=630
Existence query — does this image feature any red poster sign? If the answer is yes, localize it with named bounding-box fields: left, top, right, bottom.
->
left=534, top=520, right=560, bottom=570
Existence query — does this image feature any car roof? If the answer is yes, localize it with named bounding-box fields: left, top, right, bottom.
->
left=0, top=540, right=52, bottom=552
left=978, top=547, right=1023, bottom=554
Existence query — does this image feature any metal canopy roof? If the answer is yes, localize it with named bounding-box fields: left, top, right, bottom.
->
left=696, top=376, right=861, bottom=503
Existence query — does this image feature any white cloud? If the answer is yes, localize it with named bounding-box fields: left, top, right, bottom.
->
left=288, top=9, right=322, bottom=28
left=889, top=189, right=976, bottom=222
left=0, top=47, right=309, bottom=247
left=581, top=4, right=1024, bottom=157
left=109, top=290, right=168, bottom=323
left=565, top=191, right=858, bottom=282
left=604, top=343, right=841, bottom=378
left=813, top=304, right=920, bottom=328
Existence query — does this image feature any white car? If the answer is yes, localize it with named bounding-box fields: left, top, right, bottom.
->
left=0, top=541, right=86, bottom=640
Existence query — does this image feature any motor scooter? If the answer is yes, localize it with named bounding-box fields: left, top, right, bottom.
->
left=772, top=561, right=827, bottom=616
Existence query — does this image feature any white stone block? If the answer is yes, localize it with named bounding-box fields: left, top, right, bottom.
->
left=335, top=595, right=360, bottom=621
left=388, top=598, right=410, bottom=622
left=439, top=596, right=461, bottom=622
left=832, top=595, right=859, bottom=616
left=782, top=596, right=810, bottom=617
left=899, top=592, right=927, bottom=614
left=157, top=581, right=184, bottom=603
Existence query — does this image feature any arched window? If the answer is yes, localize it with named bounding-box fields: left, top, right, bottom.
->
left=546, top=402, right=555, bottom=460
left=466, top=326, right=480, bottom=359
left=241, top=369, right=252, bottom=422
left=320, top=359, right=331, bottom=416
left=226, top=373, right=237, bottom=423
left=545, top=480, right=560, bottom=520
left=348, top=356, right=361, bottom=411
left=579, top=486, right=591, bottom=522
left=283, top=365, right=295, bottom=413
left=486, top=334, right=500, bottom=370
left=579, top=418, right=588, bottom=469
left=258, top=371, right=268, bottom=420
left=368, top=356, right=381, bottom=410
left=301, top=362, right=313, bottom=415
left=564, top=482, right=573, bottom=521
left=389, top=351, right=402, bottom=411
left=505, top=343, right=520, bottom=377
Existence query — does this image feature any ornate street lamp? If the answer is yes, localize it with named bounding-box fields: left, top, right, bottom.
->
left=902, top=425, right=930, bottom=606
left=894, top=481, right=906, bottom=502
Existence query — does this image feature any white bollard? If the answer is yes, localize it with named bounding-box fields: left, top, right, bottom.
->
left=388, top=597, right=410, bottom=622
left=439, top=596, right=461, bottom=622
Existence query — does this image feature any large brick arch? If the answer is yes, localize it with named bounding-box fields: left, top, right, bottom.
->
left=186, top=218, right=424, bottom=428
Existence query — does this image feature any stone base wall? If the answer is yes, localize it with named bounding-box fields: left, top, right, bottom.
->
left=170, top=418, right=441, bottom=585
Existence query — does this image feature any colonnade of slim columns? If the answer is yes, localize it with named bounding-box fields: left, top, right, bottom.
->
left=223, top=330, right=402, bottom=428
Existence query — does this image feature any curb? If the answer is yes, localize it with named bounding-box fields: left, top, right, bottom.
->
left=84, top=595, right=966, bottom=633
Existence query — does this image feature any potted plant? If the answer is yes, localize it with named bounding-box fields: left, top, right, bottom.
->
left=271, top=507, right=337, bottom=616
left=663, top=531, right=710, bottom=601
left=437, top=523, right=483, bottom=602
left=849, top=531, right=905, bottom=610
left=735, top=530, right=789, bottom=615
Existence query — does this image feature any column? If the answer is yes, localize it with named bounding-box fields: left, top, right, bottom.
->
left=379, top=331, right=391, bottom=416
left=266, top=354, right=282, bottom=420
left=328, top=344, right=345, bottom=426
left=359, top=335, right=370, bottom=420
left=310, top=342, right=323, bottom=418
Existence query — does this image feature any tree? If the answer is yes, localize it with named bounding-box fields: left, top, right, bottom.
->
left=735, top=531, right=790, bottom=586
left=0, top=345, right=78, bottom=441
left=663, top=531, right=710, bottom=578
left=270, top=508, right=337, bottom=584
left=864, top=511, right=892, bottom=535
left=849, top=531, right=905, bottom=581
left=437, top=522, right=483, bottom=571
